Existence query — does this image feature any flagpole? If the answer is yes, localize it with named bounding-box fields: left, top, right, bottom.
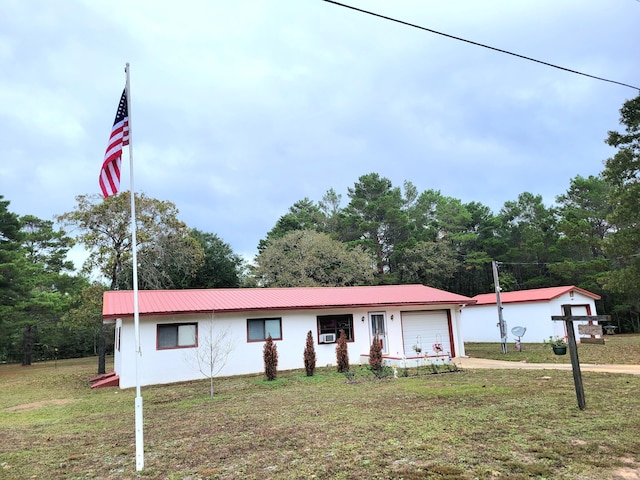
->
left=125, top=62, right=145, bottom=472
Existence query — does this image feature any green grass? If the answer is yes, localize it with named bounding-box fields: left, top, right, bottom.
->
left=465, top=333, right=640, bottom=364
left=1, top=346, right=639, bottom=480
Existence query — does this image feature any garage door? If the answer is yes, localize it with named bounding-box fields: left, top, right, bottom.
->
left=402, top=310, right=454, bottom=357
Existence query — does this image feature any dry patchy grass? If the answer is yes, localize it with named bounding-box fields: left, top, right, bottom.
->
left=1, top=351, right=639, bottom=480
left=465, top=333, right=640, bottom=365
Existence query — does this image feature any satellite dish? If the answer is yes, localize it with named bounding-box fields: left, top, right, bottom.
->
left=511, top=326, right=526, bottom=338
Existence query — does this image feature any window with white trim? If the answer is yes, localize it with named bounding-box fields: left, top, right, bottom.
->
left=247, top=318, right=282, bottom=342
left=157, top=323, right=197, bottom=349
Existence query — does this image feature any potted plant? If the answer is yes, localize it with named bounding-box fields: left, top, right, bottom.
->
left=548, top=336, right=567, bottom=355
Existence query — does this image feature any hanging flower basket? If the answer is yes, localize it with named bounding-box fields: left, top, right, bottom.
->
left=548, top=336, right=567, bottom=355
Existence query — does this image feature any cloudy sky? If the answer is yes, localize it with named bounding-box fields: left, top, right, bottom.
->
left=1, top=0, right=639, bottom=265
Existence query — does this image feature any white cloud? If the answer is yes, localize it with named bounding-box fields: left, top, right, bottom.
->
left=0, top=0, right=637, bottom=262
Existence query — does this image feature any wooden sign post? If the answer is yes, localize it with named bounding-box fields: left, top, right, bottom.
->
left=551, top=304, right=610, bottom=410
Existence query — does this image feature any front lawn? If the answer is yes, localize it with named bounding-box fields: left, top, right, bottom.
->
left=1, top=354, right=639, bottom=479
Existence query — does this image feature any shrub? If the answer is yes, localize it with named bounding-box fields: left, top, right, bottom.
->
left=263, top=334, right=278, bottom=381
left=369, top=334, right=383, bottom=376
left=335, top=329, right=349, bottom=373
left=303, top=330, right=316, bottom=377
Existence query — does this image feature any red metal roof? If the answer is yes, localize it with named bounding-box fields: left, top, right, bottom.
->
left=471, top=286, right=600, bottom=306
left=103, top=284, right=475, bottom=320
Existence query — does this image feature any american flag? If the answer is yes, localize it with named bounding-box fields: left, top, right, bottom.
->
left=99, top=90, right=129, bottom=197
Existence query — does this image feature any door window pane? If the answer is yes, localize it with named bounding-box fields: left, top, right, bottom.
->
left=371, top=314, right=385, bottom=335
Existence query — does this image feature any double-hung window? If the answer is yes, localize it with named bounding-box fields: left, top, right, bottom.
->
left=247, top=318, right=282, bottom=341
left=157, top=323, right=197, bottom=349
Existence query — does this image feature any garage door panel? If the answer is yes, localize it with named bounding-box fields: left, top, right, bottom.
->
left=402, top=310, right=452, bottom=357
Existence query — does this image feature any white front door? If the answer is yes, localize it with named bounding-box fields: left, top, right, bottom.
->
left=370, top=312, right=388, bottom=354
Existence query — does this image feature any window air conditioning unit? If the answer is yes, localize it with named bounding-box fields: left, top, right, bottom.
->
left=319, top=333, right=336, bottom=343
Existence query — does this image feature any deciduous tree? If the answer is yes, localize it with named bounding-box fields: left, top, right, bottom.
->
left=189, top=317, right=235, bottom=397
left=188, top=230, right=243, bottom=288
left=61, top=282, right=108, bottom=359
left=58, top=192, right=204, bottom=372
left=253, top=230, right=375, bottom=287
left=57, top=192, right=203, bottom=290
left=396, top=240, right=457, bottom=289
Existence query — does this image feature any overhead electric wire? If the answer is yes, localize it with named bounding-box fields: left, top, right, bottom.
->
left=322, top=0, right=639, bottom=91
left=495, top=251, right=640, bottom=267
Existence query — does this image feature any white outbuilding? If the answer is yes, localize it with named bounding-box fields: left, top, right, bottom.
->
left=460, top=286, right=601, bottom=344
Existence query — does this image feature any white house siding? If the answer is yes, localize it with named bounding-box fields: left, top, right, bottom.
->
left=114, top=305, right=466, bottom=389
left=460, top=293, right=596, bottom=344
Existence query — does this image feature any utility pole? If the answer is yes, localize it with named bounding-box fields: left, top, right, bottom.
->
left=492, top=260, right=508, bottom=353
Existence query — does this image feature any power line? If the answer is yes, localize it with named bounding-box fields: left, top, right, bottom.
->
left=322, top=0, right=639, bottom=91
left=495, top=251, right=640, bottom=267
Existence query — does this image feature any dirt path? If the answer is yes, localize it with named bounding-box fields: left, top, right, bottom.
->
left=5, top=399, right=75, bottom=412
left=454, top=357, right=640, bottom=375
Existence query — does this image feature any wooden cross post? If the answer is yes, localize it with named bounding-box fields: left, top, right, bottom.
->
left=551, top=304, right=610, bottom=410
left=563, top=304, right=585, bottom=409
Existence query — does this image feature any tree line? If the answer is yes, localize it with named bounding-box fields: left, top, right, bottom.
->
left=0, top=193, right=243, bottom=366
left=1, top=94, right=639, bottom=365
left=252, top=94, right=640, bottom=334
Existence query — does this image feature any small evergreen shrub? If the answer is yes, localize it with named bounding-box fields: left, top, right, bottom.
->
left=303, top=330, right=316, bottom=377
left=263, top=334, right=278, bottom=381
left=335, top=329, right=349, bottom=373
left=369, top=333, right=383, bottom=377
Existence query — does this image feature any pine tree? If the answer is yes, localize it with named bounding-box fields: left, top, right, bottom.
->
left=303, top=330, right=316, bottom=376
left=263, top=334, right=278, bottom=381
left=369, top=333, right=383, bottom=376
left=335, top=329, right=349, bottom=373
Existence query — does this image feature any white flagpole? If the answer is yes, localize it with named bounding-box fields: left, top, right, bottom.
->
left=125, top=62, right=145, bottom=471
